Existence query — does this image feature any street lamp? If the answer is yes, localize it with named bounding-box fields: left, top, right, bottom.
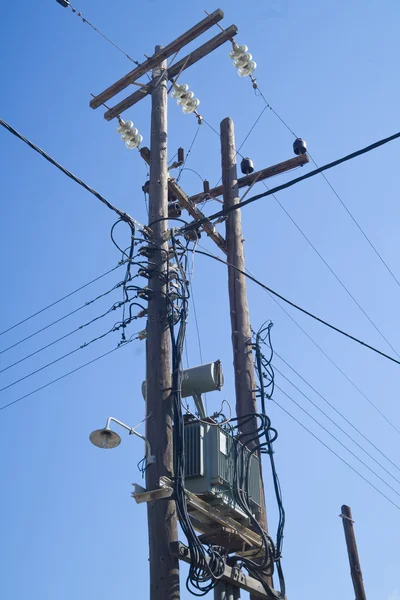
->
left=90, top=416, right=155, bottom=464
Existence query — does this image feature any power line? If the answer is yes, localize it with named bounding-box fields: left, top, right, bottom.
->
left=0, top=319, right=136, bottom=394
left=177, top=125, right=201, bottom=182
left=211, top=105, right=269, bottom=189
left=274, top=361, right=400, bottom=484
left=0, top=261, right=126, bottom=339
left=180, top=168, right=204, bottom=184
left=65, top=3, right=141, bottom=66
left=182, top=129, right=400, bottom=230
left=311, top=155, right=400, bottom=289
left=0, top=119, right=148, bottom=233
left=276, top=382, right=400, bottom=498
left=0, top=282, right=123, bottom=357
left=255, top=87, right=400, bottom=291
left=202, top=117, right=246, bottom=160
left=0, top=339, right=133, bottom=413
left=237, top=105, right=268, bottom=154
left=0, top=299, right=128, bottom=376
left=249, top=261, right=400, bottom=437
left=194, top=248, right=400, bottom=366
left=254, top=88, right=297, bottom=138
left=272, top=395, right=400, bottom=512
left=261, top=180, right=398, bottom=358
left=200, top=94, right=399, bottom=360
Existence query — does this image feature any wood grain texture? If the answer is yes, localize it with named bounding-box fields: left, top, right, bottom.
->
left=145, top=50, right=179, bottom=600
left=90, top=9, right=224, bottom=110
left=221, top=117, right=270, bottom=596
left=341, top=505, right=367, bottom=600
left=103, top=25, right=238, bottom=120
left=189, top=153, right=310, bottom=204
left=140, top=147, right=227, bottom=253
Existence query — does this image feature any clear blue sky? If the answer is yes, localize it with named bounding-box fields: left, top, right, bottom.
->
left=1, top=1, right=400, bottom=599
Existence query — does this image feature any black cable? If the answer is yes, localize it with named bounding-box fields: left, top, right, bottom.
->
left=247, top=259, right=400, bottom=437
left=312, top=154, right=400, bottom=289
left=66, top=3, right=141, bottom=65
left=179, top=167, right=204, bottom=184
left=272, top=395, right=400, bottom=512
left=181, top=129, right=400, bottom=231
left=0, top=299, right=129, bottom=376
left=275, top=352, right=400, bottom=475
left=194, top=248, right=400, bottom=366
left=0, top=119, right=147, bottom=233
left=110, top=219, right=133, bottom=258
left=0, top=317, right=136, bottom=394
left=0, top=339, right=133, bottom=413
left=0, top=281, right=125, bottom=357
left=167, top=233, right=228, bottom=595
left=255, top=87, right=400, bottom=291
left=0, top=261, right=125, bottom=339
left=262, top=180, right=399, bottom=358
left=276, top=382, right=400, bottom=499
left=177, top=125, right=201, bottom=183
left=275, top=365, right=400, bottom=490
left=252, top=324, right=285, bottom=595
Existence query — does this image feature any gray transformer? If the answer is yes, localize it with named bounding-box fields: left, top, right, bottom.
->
left=184, top=421, right=261, bottom=521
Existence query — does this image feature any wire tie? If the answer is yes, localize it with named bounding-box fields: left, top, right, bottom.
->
left=339, top=513, right=355, bottom=523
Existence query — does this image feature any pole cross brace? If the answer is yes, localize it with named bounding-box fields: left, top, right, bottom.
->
left=170, top=541, right=284, bottom=599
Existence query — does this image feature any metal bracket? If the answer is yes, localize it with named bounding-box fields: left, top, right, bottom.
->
left=131, top=476, right=173, bottom=504
left=339, top=513, right=355, bottom=524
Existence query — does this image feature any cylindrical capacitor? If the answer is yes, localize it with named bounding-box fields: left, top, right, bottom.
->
left=293, top=138, right=307, bottom=155
left=168, top=201, right=182, bottom=218
left=240, top=157, right=254, bottom=175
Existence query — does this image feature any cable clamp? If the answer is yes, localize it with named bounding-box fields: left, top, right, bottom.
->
left=339, top=513, right=355, bottom=523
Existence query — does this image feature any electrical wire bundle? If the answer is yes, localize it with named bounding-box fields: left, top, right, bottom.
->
left=217, top=411, right=279, bottom=597
left=252, top=322, right=286, bottom=597
left=162, top=233, right=226, bottom=596
left=0, top=222, right=155, bottom=413
left=121, top=225, right=285, bottom=595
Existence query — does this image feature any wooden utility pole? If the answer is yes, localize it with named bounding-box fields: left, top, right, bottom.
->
left=221, top=117, right=258, bottom=440
left=340, top=505, right=367, bottom=600
left=220, top=117, right=270, bottom=596
left=89, top=10, right=309, bottom=598
left=145, top=48, right=179, bottom=600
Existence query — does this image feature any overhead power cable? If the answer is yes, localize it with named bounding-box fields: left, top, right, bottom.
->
left=194, top=248, right=400, bottom=366
left=0, top=261, right=126, bottom=339
left=237, top=105, right=268, bottom=154
left=176, top=124, right=201, bottom=183
left=274, top=363, right=400, bottom=486
left=261, top=180, right=398, bottom=358
left=276, top=382, right=400, bottom=498
left=0, top=319, right=137, bottom=394
left=245, top=258, right=400, bottom=437
left=202, top=118, right=246, bottom=160
left=0, top=300, right=128, bottom=375
left=272, top=395, right=400, bottom=512
left=0, top=339, right=133, bottom=413
left=182, top=129, right=400, bottom=231
left=0, top=119, right=148, bottom=233
left=275, top=353, right=400, bottom=474
left=64, top=2, right=141, bottom=65
left=255, top=87, right=400, bottom=290
left=0, top=282, right=123, bottom=357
